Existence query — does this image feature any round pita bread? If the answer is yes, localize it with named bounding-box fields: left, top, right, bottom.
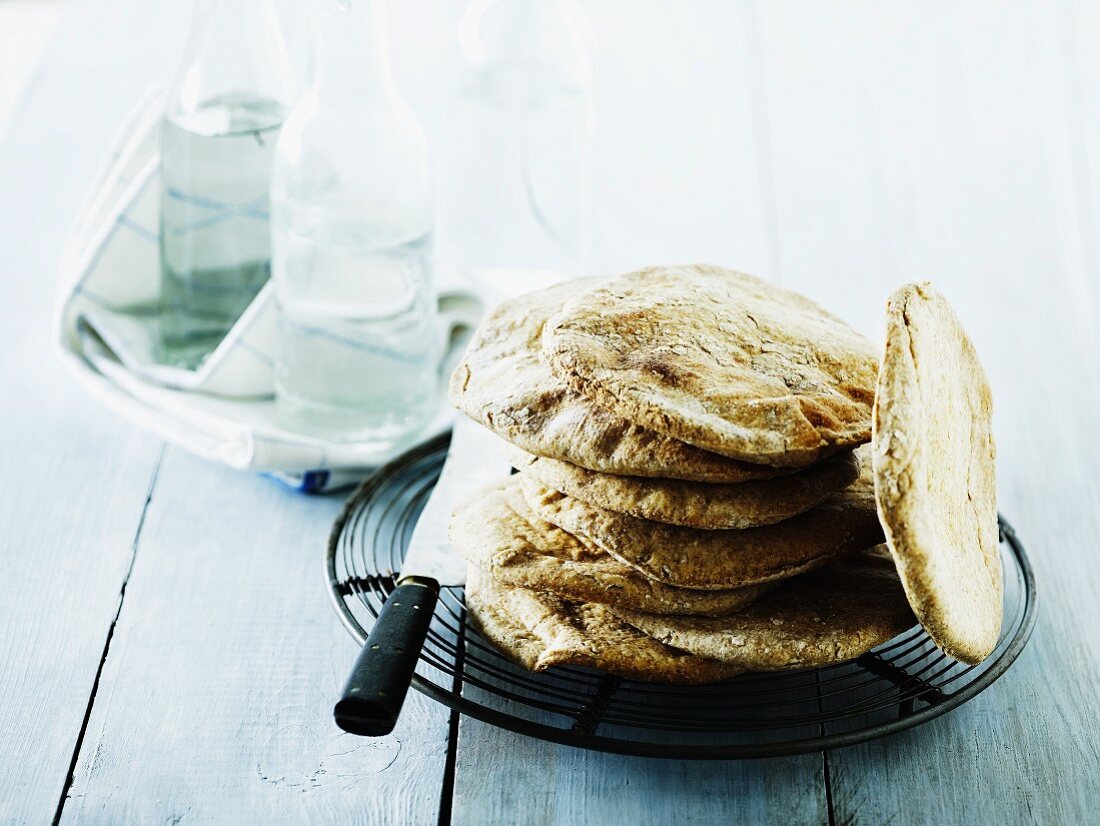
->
left=465, top=567, right=742, bottom=684
left=520, top=457, right=883, bottom=590
left=542, top=265, right=879, bottom=467
left=450, top=478, right=772, bottom=616
left=873, top=282, right=1001, bottom=664
left=506, top=444, right=859, bottom=529
left=613, top=545, right=915, bottom=671
left=448, top=279, right=792, bottom=482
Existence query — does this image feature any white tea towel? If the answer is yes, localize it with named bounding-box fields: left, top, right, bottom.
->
left=55, top=91, right=484, bottom=489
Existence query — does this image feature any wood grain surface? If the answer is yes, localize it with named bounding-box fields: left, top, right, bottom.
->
left=59, top=451, right=452, bottom=824
left=753, top=4, right=1100, bottom=823
left=0, top=3, right=166, bottom=820
left=0, top=0, right=1097, bottom=824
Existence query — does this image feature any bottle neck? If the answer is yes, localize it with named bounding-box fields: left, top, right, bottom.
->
left=308, top=0, right=396, bottom=100
left=172, top=0, right=295, bottom=118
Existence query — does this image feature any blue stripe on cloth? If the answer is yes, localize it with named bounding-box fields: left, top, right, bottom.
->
left=234, top=338, right=275, bottom=368
left=117, top=214, right=158, bottom=243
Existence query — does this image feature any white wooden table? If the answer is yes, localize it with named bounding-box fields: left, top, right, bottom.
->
left=2, top=1, right=1099, bottom=823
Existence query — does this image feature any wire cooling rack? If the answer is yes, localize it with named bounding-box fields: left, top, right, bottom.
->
left=326, top=432, right=1037, bottom=759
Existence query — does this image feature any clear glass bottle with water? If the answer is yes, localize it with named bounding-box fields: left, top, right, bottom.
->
left=440, top=0, right=595, bottom=297
left=159, top=0, right=296, bottom=368
left=270, top=0, right=438, bottom=444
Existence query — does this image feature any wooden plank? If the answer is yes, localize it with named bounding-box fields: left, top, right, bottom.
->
left=449, top=5, right=826, bottom=824
left=9, top=0, right=1100, bottom=822
left=0, top=364, right=161, bottom=825
left=59, top=449, right=452, bottom=824
left=0, top=0, right=66, bottom=138
left=751, top=1, right=1100, bottom=821
left=1052, top=0, right=1100, bottom=329
left=451, top=652, right=827, bottom=825
left=0, top=2, right=169, bottom=821
left=452, top=719, right=825, bottom=826
left=583, top=0, right=775, bottom=277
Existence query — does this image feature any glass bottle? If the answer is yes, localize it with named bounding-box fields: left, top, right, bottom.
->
left=270, top=0, right=438, bottom=445
left=158, top=0, right=296, bottom=368
left=440, top=0, right=596, bottom=297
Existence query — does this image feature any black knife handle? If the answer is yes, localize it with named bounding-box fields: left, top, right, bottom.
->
left=334, top=577, right=439, bottom=736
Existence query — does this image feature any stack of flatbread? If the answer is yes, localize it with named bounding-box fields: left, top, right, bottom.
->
left=448, top=266, right=1002, bottom=683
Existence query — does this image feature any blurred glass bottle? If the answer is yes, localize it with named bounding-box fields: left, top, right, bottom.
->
left=440, top=0, right=596, bottom=296
left=270, top=0, right=438, bottom=445
left=159, top=0, right=296, bottom=368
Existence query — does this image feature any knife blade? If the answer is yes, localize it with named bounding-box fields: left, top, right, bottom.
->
left=334, top=416, right=511, bottom=736
left=398, top=416, right=510, bottom=586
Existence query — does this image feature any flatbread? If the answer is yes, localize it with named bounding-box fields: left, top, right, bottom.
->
left=542, top=265, right=879, bottom=467
left=613, top=545, right=915, bottom=671
left=506, top=444, right=859, bottom=529
left=873, top=282, right=1001, bottom=664
left=448, top=279, right=792, bottom=483
left=464, top=567, right=742, bottom=684
left=450, top=478, right=772, bottom=616
left=521, top=456, right=883, bottom=590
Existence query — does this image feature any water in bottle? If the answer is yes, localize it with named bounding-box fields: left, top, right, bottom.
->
left=159, top=95, right=285, bottom=365
left=272, top=205, right=437, bottom=442
left=270, top=0, right=439, bottom=445
left=157, top=0, right=295, bottom=368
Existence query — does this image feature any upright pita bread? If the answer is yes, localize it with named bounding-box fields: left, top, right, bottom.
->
left=448, top=279, right=791, bottom=482
left=542, top=265, right=879, bottom=467
left=614, top=546, right=915, bottom=671
left=506, top=444, right=859, bottom=529
left=465, top=567, right=742, bottom=684
left=873, top=282, right=1001, bottom=664
left=521, top=460, right=883, bottom=590
left=450, top=478, right=771, bottom=616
